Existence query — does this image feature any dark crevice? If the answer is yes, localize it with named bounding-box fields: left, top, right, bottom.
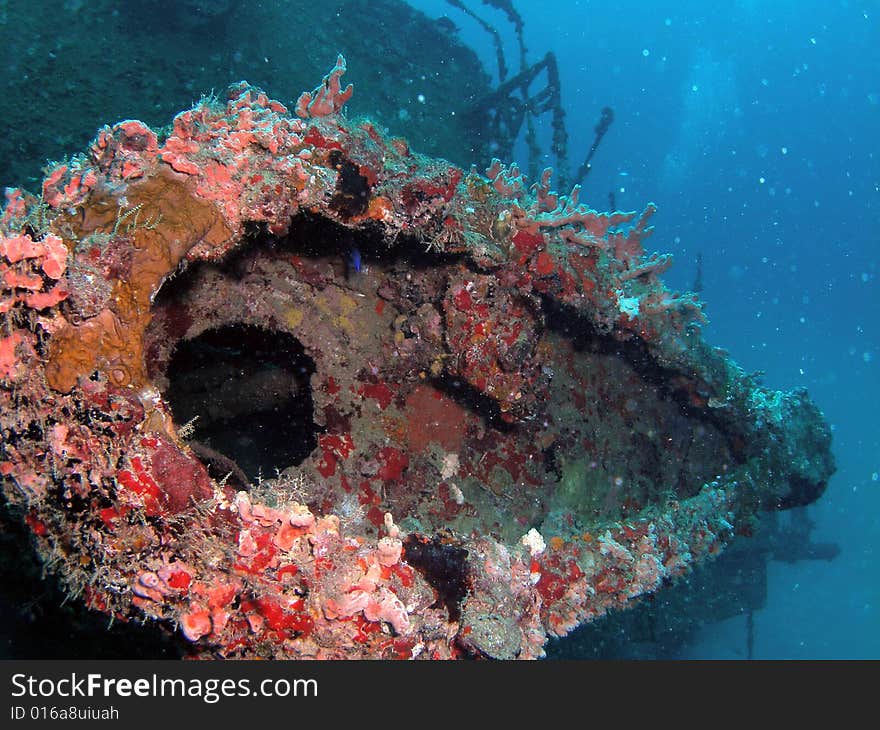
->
left=402, top=533, right=470, bottom=623
left=540, top=295, right=745, bottom=463
left=328, top=150, right=371, bottom=218
left=432, top=373, right=515, bottom=433
left=164, top=324, right=321, bottom=483
left=276, top=212, right=467, bottom=271
left=774, top=475, right=829, bottom=511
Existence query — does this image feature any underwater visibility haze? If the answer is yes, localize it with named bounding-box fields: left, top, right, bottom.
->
left=0, top=0, right=876, bottom=660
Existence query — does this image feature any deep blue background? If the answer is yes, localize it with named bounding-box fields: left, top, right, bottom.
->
left=410, top=0, right=879, bottom=658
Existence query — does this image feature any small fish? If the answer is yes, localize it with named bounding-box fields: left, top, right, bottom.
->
left=348, top=246, right=362, bottom=273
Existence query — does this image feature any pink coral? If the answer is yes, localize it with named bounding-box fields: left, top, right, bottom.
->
left=295, top=54, right=354, bottom=119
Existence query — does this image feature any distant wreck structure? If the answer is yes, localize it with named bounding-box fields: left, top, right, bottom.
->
left=0, top=58, right=833, bottom=659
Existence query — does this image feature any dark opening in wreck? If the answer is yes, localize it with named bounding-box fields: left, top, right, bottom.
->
left=163, top=324, right=319, bottom=483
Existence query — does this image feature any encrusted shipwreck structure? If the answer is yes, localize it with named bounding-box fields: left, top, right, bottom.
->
left=0, top=59, right=833, bottom=659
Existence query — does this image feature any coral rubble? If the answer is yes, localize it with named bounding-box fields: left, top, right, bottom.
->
left=0, top=60, right=833, bottom=659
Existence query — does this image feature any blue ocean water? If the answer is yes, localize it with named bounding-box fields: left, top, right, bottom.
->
left=410, top=0, right=879, bottom=658
left=0, top=0, right=872, bottom=661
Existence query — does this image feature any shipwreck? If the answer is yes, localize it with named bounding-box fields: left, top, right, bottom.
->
left=0, top=58, right=833, bottom=659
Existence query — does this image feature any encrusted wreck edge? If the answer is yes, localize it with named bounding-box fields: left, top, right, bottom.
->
left=0, top=67, right=833, bottom=658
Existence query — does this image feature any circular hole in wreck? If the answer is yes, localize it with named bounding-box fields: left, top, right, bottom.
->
left=163, top=324, right=319, bottom=484
left=144, top=213, right=741, bottom=542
